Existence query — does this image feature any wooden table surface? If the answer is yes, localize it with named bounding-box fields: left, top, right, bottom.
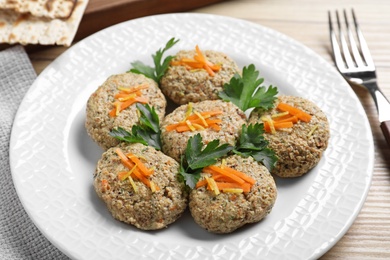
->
left=28, top=0, right=390, bottom=258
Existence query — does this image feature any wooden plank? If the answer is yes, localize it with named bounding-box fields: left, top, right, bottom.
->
left=75, top=0, right=226, bottom=41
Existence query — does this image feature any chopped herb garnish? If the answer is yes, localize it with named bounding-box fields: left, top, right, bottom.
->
left=179, top=134, right=233, bottom=188
left=233, top=123, right=278, bottom=171
left=218, top=64, right=278, bottom=112
left=129, top=37, right=179, bottom=82
left=109, top=103, right=162, bottom=150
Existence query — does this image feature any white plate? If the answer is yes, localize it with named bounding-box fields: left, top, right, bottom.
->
left=10, top=13, right=374, bottom=260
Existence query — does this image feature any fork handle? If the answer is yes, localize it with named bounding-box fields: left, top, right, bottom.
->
left=380, top=121, right=390, bottom=148
left=364, top=82, right=390, bottom=147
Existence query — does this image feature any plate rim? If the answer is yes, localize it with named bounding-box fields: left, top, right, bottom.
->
left=9, top=12, right=374, bottom=260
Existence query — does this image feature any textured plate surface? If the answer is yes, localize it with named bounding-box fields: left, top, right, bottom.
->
left=10, top=13, right=374, bottom=260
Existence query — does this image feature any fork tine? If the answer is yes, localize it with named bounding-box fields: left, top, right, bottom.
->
left=328, top=11, right=346, bottom=70
left=344, top=10, right=365, bottom=67
left=336, top=10, right=355, bottom=69
left=352, top=9, right=375, bottom=69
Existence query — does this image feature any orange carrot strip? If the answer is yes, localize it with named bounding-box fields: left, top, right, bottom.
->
left=171, top=45, right=221, bottom=76
left=272, top=115, right=299, bottom=123
left=208, top=64, right=221, bottom=72
left=168, top=120, right=222, bottom=133
left=185, top=110, right=223, bottom=120
left=114, top=92, right=141, bottom=100
left=118, top=171, right=130, bottom=181
left=181, top=60, right=204, bottom=68
left=166, top=118, right=222, bottom=131
left=165, top=124, right=179, bottom=131
left=115, top=148, right=136, bottom=170
left=212, top=174, right=236, bottom=183
left=195, top=45, right=206, bottom=63
left=117, top=84, right=148, bottom=94
left=126, top=153, right=153, bottom=177
left=205, top=65, right=216, bottom=76
left=195, top=179, right=208, bottom=188
left=274, top=121, right=294, bottom=128
left=264, top=121, right=294, bottom=133
left=209, top=124, right=221, bottom=131
left=222, top=167, right=256, bottom=185
left=109, top=97, right=148, bottom=117
left=277, top=102, right=312, bottom=122
left=175, top=125, right=192, bottom=132
left=109, top=108, right=116, bottom=117
left=131, top=168, right=151, bottom=187
left=192, top=118, right=222, bottom=127
left=203, top=166, right=245, bottom=184
left=120, top=96, right=148, bottom=111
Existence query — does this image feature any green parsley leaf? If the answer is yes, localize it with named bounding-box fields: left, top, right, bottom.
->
left=218, top=64, right=278, bottom=112
left=179, top=134, right=233, bottom=188
left=178, top=156, right=202, bottom=189
left=249, top=84, right=279, bottom=111
left=233, top=123, right=278, bottom=171
left=109, top=103, right=162, bottom=150
left=109, top=127, right=147, bottom=145
left=250, top=148, right=278, bottom=172
left=137, top=102, right=160, bottom=134
left=129, top=37, right=179, bottom=82
left=129, top=61, right=155, bottom=80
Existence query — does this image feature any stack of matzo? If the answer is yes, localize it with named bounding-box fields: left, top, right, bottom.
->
left=0, top=0, right=89, bottom=46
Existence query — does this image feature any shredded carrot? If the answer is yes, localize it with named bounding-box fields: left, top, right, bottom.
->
left=115, top=148, right=159, bottom=192
left=170, top=45, right=221, bottom=76
left=272, top=115, right=299, bottom=124
left=166, top=118, right=222, bottom=131
left=166, top=109, right=223, bottom=133
left=263, top=121, right=294, bottom=132
left=109, top=85, right=149, bottom=117
left=117, top=84, right=148, bottom=93
left=203, top=166, right=245, bottom=184
left=276, top=102, right=312, bottom=122
left=221, top=166, right=256, bottom=185
left=117, top=167, right=136, bottom=181
left=115, top=148, right=136, bottom=169
left=271, top=111, right=289, bottom=119
left=195, top=165, right=256, bottom=193
left=126, top=153, right=154, bottom=177
left=185, top=110, right=223, bottom=120
left=261, top=115, right=276, bottom=134
left=261, top=102, right=312, bottom=133
left=195, top=179, right=208, bottom=189
left=206, top=177, right=220, bottom=195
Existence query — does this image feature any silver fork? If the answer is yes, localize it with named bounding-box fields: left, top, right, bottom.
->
left=328, top=9, right=390, bottom=147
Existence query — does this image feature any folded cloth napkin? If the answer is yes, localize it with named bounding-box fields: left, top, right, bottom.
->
left=0, top=46, right=69, bottom=259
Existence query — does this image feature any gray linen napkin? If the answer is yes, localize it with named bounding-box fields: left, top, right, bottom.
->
left=0, top=46, right=69, bottom=260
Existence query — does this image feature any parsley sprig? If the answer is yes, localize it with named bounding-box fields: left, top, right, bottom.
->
left=233, top=123, right=277, bottom=171
left=179, top=124, right=278, bottom=188
left=129, top=37, right=179, bottom=82
left=218, top=64, right=278, bottom=112
left=179, top=134, right=233, bottom=188
left=109, top=103, right=162, bottom=150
